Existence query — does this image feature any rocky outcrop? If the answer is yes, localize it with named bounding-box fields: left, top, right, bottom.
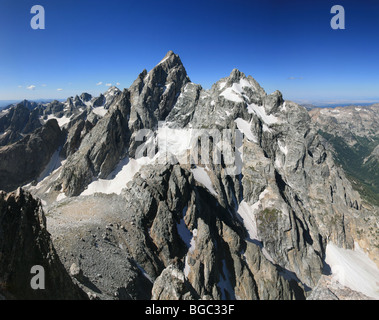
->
left=0, top=188, right=87, bottom=299
left=0, top=103, right=43, bottom=146
left=0, top=120, right=65, bottom=192
left=118, top=163, right=300, bottom=300
left=307, top=275, right=373, bottom=300
left=310, top=105, right=379, bottom=206
left=152, top=265, right=197, bottom=300
left=61, top=118, right=94, bottom=158
left=128, top=50, right=190, bottom=130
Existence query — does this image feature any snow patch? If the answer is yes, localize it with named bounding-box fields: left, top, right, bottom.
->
left=191, top=167, right=217, bottom=196
left=236, top=200, right=258, bottom=241
left=135, top=262, right=153, bottom=283
left=278, top=140, right=288, bottom=155
left=218, top=81, right=227, bottom=90
left=219, top=79, right=252, bottom=103
left=157, top=126, right=193, bottom=160
left=184, top=228, right=197, bottom=278
left=81, top=157, right=152, bottom=196
left=262, top=124, right=271, bottom=133
left=234, top=118, right=257, bottom=143
left=220, top=87, right=244, bottom=103
left=157, top=55, right=170, bottom=65
left=0, top=130, right=8, bottom=137
left=45, top=114, right=72, bottom=127
left=247, top=103, right=279, bottom=125
left=37, top=148, right=63, bottom=182
left=239, top=78, right=253, bottom=89
left=92, top=106, right=108, bottom=117
left=56, top=193, right=66, bottom=201
left=177, top=207, right=192, bottom=248
left=325, top=242, right=379, bottom=299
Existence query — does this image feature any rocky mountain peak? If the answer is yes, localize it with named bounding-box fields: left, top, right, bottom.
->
left=213, top=68, right=267, bottom=106
left=104, top=86, right=121, bottom=97
left=147, top=51, right=190, bottom=85
left=156, top=50, right=182, bottom=68
left=228, top=68, right=246, bottom=81
left=80, top=92, right=92, bottom=102
left=126, top=51, right=190, bottom=130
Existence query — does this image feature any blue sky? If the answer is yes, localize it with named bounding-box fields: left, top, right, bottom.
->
left=1, top=0, right=379, bottom=105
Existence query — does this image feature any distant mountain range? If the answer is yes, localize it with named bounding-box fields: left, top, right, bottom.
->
left=0, top=99, right=65, bottom=110
left=300, top=102, right=379, bottom=111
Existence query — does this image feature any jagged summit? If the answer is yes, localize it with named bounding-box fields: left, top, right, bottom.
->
left=104, top=85, right=121, bottom=97
left=151, top=50, right=189, bottom=80
left=156, top=50, right=180, bottom=65
left=229, top=68, right=246, bottom=80
left=217, top=68, right=267, bottom=97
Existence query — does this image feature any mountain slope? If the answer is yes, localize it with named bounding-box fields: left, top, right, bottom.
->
left=0, top=119, right=65, bottom=192
left=0, top=188, right=87, bottom=299
left=310, top=105, right=379, bottom=206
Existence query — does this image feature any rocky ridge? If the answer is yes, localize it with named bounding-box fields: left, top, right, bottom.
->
left=0, top=188, right=87, bottom=299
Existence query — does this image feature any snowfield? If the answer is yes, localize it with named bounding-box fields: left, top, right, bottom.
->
left=92, top=106, right=108, bottom=117
left=325, top=242, right=379, bottom=299
left=46, top=114, right=72, bottom=127
left=219, top=78, right=252, bottom=103
left=81, top=157, right=152, bottom=196
left=236, top=200, right=258, bottom=241
left=220, top=87, right=244, bottom=103
left=234, top=118, right=257, bottom=143
left=247, top=103, right=279, bottom=125
left=37, top=148, right=63, bottom=182
left=191, top=167, right=217, bottom=196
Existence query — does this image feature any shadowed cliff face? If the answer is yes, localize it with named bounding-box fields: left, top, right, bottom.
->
left=0, top=188, right=87, bottom=300
left=0, top=119, right=65, bottom=192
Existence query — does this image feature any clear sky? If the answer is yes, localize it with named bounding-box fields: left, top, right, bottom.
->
left=1, top=0, right=379, bottom=105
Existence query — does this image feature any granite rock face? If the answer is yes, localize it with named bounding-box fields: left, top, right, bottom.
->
left=0, top=102, right=43, bottom=146
left=118, top=163, right=299, bottom=300
left=307, top=275, right=373, bottom=300
left=0, top=119, right=65, bottom=192
left=0, top=188, right=87, bottom=299
left=310, top=105, right=379, bottom=206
